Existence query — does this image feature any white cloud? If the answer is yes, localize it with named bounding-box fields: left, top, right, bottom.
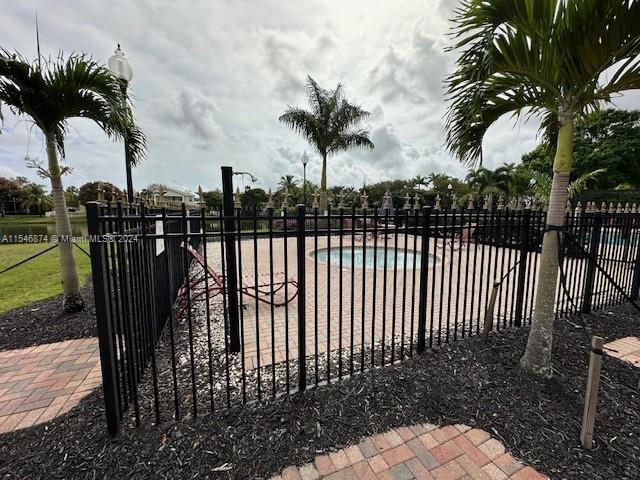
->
left=159, top=89, right=225, bottom=142
left=1, top=0, right=637, bottom=194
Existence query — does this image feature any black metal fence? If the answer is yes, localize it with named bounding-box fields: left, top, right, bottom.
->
left=87, top=201, right=640, bottom=435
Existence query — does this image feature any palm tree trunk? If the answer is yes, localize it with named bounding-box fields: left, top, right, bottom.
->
left=520, top=116, right=574, bottom=377
left=317, top=152, right=328, bottom=212
left=46, top=133, right=84, bottom=312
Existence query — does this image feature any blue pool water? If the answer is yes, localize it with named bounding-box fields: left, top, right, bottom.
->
left=313, top=246, right=432, bottom=269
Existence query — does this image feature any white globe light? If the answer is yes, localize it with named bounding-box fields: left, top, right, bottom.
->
left=108, top=44, right=133, bottom=83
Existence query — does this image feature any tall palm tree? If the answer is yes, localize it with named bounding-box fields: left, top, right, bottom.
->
left=445, top=0, right=640, bottom=377
left=20, top=183, right=52, bottom=216
left=279, top=76, right=374, bottom=211
left=0, top=49, right=146, bottom=312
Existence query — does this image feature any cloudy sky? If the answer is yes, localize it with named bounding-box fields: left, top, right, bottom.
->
left=1, top=0, right=638, bottom=194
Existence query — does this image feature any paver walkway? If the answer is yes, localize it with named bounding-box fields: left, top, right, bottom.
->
left=0, top=338, right=101, bottom=433
left=270, top=424, right=548, bottom=480
left=604, top=336, right=640, bottom=367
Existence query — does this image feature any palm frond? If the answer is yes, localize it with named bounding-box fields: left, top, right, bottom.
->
left=330, top=130, right=374, bottom=154
left=0, top=49, right=146, bottom=164
left=567, top=168, right=606, bottom=199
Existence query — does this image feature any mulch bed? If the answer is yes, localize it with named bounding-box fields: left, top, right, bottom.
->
left=0, top=283, right=97, bottom=351
left=1, top=305, right=638, bottom=479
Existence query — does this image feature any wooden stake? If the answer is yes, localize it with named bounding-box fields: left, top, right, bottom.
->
left=482, top=283, right=499, bottom=340
left=581, top=336, right=604, bottom=449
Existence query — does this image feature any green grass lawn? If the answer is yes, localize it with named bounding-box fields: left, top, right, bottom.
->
left=0, top=243, right=92, bottom=314
left=0, top=215, right=86, bottom=225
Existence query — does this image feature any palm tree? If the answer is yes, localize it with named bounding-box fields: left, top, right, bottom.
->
left=278, top=175, right=299, bottom=192
left=411, top=175, right=429, bottom=189
left=279, top=76, right=374, bottom=211
left=20, top=183, right=52, bottom=216
left=0, top=49, right=146, bottom=312
left=465, top=166, right=512, bottom=199
left=445, top=0, right=640, bottom=377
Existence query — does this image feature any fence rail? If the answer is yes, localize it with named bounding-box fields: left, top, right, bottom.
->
left=87, top=201, right=640, bottom=435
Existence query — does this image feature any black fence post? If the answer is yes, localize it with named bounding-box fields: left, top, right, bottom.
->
left=221, top=166, right=241, bottom=353
left=86, top=202, right=121, bottom=436
left=582, top=211, right=602, bottom=313
left=514, top=208, right=531, bottom=327
left=630, top=214, right=640, bottom=300
left=417, top=206, right=432, bottom=354
left=296, top=204, right=307, bottom=391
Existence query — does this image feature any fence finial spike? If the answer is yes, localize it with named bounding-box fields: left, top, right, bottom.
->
left=625, top=202, right=631, bottom=213
left=434, top=193, right=441, bottom=210
left=516, top=197, right=524, bottom=210
left=616, top=202, right=623, bottom=213
left=266, top=188, right=274, bottom=209
left=600, top=201, right=607, bottom=213
left=609, top=202, right=615, bottom=213
left=575, top=201, right=582, bottom=215
left=497, top=195, right=504, bottom=210
left=413, top=192, right=421, bottom=210
left=483, top=194, right=491, bottom=211
left=632, top=202, right=638, bottom=214
left=361, top=190, right=369, bottom=210
left=565, top=199, right=572, bottom=213
left=403, top=192, right=411, bottom=210
left=234, top=187, right=242, bottom=209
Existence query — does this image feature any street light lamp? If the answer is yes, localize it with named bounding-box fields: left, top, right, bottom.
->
left=108, top=44, right=135, bottom=204
left=301, top=151, right=309, bottom=206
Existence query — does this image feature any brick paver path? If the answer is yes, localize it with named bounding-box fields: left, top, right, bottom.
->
left=604, top=336, right=640, bottom=367
left=207, top=236, right=544, bottom=371
left=270, top=424, right=548, bottom=480
left=0, top=338, right=101, bottom=433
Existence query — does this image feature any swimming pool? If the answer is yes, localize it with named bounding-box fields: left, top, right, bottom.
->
left=312, top=246, right=433, bottom=269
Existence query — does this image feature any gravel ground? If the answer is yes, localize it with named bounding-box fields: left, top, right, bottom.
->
left=1, top=304, right=638, bottom=479
left=0, top=282, right=97, bottom=351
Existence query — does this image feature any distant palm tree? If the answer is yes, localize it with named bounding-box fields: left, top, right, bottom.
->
left=0, top=49, right=146, bottom=312
left=466, top=166, right=512, bottom=199
left=278, top=175, right=299, bottom=192
left=279, top=76, right=374, bottom=211
left=411, top=175, right=429, bottom=189
left=445, top=0, right=640, bottom=377
left=20, top=183, right=52, bottom=216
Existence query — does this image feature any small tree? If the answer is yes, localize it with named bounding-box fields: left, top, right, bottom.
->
left=280, top=76, right=374, bottom=211
left=445, top=0, right=640, bottom=377
left=0, top=50, right=146, bottom=312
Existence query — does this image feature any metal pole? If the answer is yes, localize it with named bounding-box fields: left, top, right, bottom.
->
left=222, top=166, right=241, bottom=352
left=303, top=164, right=307, bottom=206
left=296, top=204, right=306, bottom=391
left=582, top=211, right=602, bottom=313
left=417, top=206, right=432, bottom=354
left=514, top=208, right=531, bottom=326
left=86, top=202, right=121, bottom=436
left=121, top=82, right=134, bottom=204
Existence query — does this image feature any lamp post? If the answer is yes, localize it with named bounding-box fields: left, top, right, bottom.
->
left=301, top=151, right=309, bottom=206
left=108, top=44, right=134, bottom=204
